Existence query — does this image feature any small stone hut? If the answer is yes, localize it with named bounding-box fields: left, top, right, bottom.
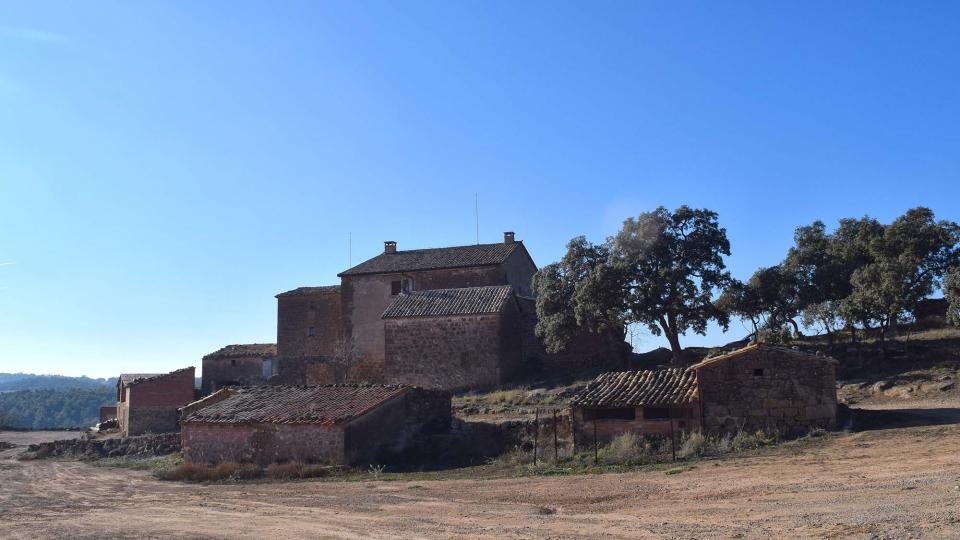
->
left=570, top=368, right=699, bottom=445
left=180, top=384, right=451, bottom=466
left=570, top=343, right=838, bottom=441
left=692, top=343, right=837, bottom=434
left=117, top=367, right=196, bottom=437
left=382, top=285, right=522, bottom=391
left=201, top=343, right=277, bottom=395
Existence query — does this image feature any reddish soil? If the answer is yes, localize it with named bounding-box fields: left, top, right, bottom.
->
left=1, top=405, right=959, bottom=539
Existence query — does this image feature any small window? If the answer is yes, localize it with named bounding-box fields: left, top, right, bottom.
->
left=308, top=326, right=316, bottom=337
left=753, top=368, right=764, bottom=376
left=588, top=407, right=636, bottom=420
left=231, top=359, right=237, bottom=367
left=391, top=280, right=402, bottom=295
left=642, top=407, right=671, bottom=420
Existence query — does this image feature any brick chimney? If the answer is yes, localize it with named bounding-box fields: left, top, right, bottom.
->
left=503, top=231, right=515, bottom=244
left=384, top=241, right=397, bottom=254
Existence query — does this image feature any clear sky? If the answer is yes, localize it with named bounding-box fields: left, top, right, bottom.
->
left=1, top=2, right=958, bottom=377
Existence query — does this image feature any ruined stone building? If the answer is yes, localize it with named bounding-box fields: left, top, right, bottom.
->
left=116, top=367, right=195, bottom=436
left=571, top=343, right=837, bottom=442
left=180, top=384, right=450, bottom=466
left=200, top=343, right=277, bottom=395
left=272, top=233, right=621, bottom=391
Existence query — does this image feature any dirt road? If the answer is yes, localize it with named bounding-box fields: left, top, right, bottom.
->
left=1, top=413, right=959, bottom=539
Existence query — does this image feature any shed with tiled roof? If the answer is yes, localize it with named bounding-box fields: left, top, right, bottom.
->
left=570, top=368, right=702, bottom=445
left=180, top=384, right=451, bottom=466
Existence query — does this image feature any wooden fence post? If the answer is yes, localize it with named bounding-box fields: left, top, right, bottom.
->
left=533, top=408, right=539, bottom=466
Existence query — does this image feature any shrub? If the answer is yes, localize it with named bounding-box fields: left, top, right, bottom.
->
left=265, top=461, right=332, bottom=480
left=597, top=432, right=653, bottom=466
left=678, top=431, right=708, bottom=458
left=156, top=461, right=262, bottom=482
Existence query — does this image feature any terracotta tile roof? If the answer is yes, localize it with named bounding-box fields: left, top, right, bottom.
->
left=181, top=384, right=411, bottom=426
left=571, top=368, right=698, bottom=407
left=118, top=367, right=194, bottom=388
left=382, top=285, right=514, bottom=319
left=691, top=343, right=838, bottom=369
left=339, top=242, right=524, bottom=276
left=275, top=285, right=341, bottom=298
left=203, top=343, right=277, bottom=360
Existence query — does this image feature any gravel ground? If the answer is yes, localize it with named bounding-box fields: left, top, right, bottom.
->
left=1, top=405, right=959, bottom=539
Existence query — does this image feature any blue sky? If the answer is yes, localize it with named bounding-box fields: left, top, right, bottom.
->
left=1, top=2, right=958, bottom=377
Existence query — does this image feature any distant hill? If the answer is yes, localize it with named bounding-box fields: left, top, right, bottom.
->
left=0, top=373, right=117, bottom=393
left=0, top=387, right=116, bottom=429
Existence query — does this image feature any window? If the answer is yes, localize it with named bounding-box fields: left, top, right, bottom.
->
left=391, top=280, right=402, bottom=295
left=753, top=368, right=764, bottom=376
left=262, top=359, right=273, bottom=378
left=231, top=359, right=237, bottom=367
left=308, top=326, right=316, bottom=337
left=642, top=407, right=671, bottom=420
left=587, top=407, right=636, bottom=420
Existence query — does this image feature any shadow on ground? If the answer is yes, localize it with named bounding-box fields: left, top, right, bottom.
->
left=851, top=407, right=960, bottom=431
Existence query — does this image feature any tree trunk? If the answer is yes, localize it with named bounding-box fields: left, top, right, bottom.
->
left=659, top=316, right=683, bottom=363
left=789, top=319, right=802, bottom=339
left=665, top=330, right=683, bottom=363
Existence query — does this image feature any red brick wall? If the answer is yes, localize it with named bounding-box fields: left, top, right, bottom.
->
left=121, top=368, right=195, bottom=436
left=99, top=406, right=117, bottom=423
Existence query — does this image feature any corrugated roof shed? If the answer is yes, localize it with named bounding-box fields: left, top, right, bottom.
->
left=382, top=285, right=514, bottom=319
left=571, top=368, right=698, bottom=407
left=203, top=343, right=277, bottom=360
left=181, top=384, right=410, bottom=426
left=339, top=242, right=522, bottom=276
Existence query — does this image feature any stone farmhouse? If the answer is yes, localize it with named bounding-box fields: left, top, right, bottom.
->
left=116, top=367, right=195, bottom=437
left=200, top=343, right=277, bottom=395
left=271, top=232, right=623, bottom=391
left=180, top=384, right=450, bottom=466
left=571, top=343, right=838, bottom=443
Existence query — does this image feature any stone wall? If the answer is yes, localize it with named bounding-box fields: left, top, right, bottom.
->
left=384, top=313, right=510, bottom=390
left=696, top=347, right=837, bottom=434
left=571, top=405, right=699, bottom=447
left=277, top=289, right=342, bottom=359
left=201, top=355, right=272, bottom=395
left=25, top=432, right=180, bottom=460
left=182, top=422, right=346, bottom=465
left=340, top=265, right=517, bottom=384
left=272, top=356, right=339, bottom=385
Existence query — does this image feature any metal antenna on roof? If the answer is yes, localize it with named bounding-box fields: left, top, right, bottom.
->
left=349, top=232, right=352, bottom=267
left=475, top=193, right=479, bottom=245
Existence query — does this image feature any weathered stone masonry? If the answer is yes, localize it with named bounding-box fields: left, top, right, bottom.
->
left=695, top=344, right=838, bottom=434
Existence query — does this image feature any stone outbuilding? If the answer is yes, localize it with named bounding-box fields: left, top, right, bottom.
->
left=692, top=343, right=838, bottom=434
left=570, top=368, right=699, bottom=446
left=382, top=285, right=522, bottom=390
left=570, top=343, right=838, bottom=441
left=117, top=367, right=196, bottom=437
left=201, top=343, right=277, bottom=395
left=180, top=384, right=451, bottom=466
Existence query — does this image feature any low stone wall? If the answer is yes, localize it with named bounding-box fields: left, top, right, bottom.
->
left=24, top=432, right=180, bottom=460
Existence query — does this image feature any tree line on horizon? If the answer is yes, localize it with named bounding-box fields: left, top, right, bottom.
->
left=533, top=205, right=960, bottom=362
